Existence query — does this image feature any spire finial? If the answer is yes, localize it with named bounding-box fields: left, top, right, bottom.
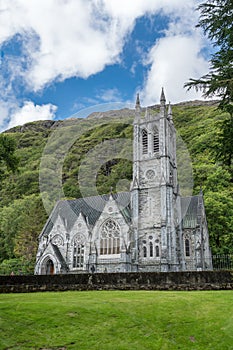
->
left=134, top=92, right=141, bottom=124
left=160, top=87, right=166, bottom=105
left=135, top=93, right=141, bottom=110
left=160, top=87, right=166, bottom=115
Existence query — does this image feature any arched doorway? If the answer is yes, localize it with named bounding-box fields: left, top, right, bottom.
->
left=45, top=259, right=54, bottom=275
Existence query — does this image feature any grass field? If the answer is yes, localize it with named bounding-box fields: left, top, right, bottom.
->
left=0, top=290, right=232, bottom=350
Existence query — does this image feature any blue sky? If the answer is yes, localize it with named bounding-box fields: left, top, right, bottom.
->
left=0, top=0, right=211, bottom=131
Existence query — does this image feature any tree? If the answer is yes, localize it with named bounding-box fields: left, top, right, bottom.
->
left=185, top=0, right=233, bottom=166
left=14, top=195, right=48, bottom=265
left=204, top=190, right=233, bottom=254
left=0, top=134, right=19, bottom=173
left=217, top=115, right=233, bottom=167
left=185, top=0, right=233, bottom=109
left=0, top=194, right=47, bottom=268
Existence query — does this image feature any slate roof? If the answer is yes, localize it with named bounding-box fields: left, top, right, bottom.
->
left=181, top=195, right=201, bottom=229
left=41, top=192, right=131, bottom=237
left=41, top=191, right=203, bottom=238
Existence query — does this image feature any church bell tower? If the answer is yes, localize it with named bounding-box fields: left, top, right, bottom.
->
left=131, top=89, right=180, bottom=271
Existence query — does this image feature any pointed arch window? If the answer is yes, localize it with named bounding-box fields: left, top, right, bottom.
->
left=100, top=219, right=120, bottom=255
left=72, top=234, right=85, bottom=268
left=153, top=127, right=159, bottom=153
left=143, top=246, right=147, bottom=258
left=73, top=242, right=84, bottom=268
left=149, top=241, right=153, bottom=257
left=142, top=236, right=160, bottom=259
left=185, top=239, right=190, bottom=257
left=142, top=129, right=148, bottom=154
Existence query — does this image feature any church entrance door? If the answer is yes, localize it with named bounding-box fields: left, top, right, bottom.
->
left=46, top=259, right=54, bottom=275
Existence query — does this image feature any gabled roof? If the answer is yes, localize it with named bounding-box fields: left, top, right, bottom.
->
left=181, top=195, right=202, bottom=229
left=42, top=192, right=131, bottom=237
left=41, top=191, right=204, bottom=237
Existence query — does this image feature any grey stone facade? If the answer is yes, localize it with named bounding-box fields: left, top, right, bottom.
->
left=35, top=90, right=212, bottom=275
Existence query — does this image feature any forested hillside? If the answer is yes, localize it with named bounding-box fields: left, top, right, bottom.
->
left=0, top=102, right=232, bottom=274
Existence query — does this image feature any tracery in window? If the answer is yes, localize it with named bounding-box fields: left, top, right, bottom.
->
left=52, top=235, right=64, bottom=247
left=73, top=243, right=84, bottom=268
left=100, top=219, right=120, bottom=255
left=153, top=127, right=159, bottom=153
left=142, top=236, right=160, bottom=258
left=142, top=129, right=148, bottom=154
left=72, top=234, right=85, bottom=268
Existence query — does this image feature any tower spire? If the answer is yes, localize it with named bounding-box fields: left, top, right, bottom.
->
left=160, top=87, right=166, bottom=105
left=160, top=88, right=166, bottom=115
left=135, top=93, right=141, bottom=110
left=134, top=93, right=141, bottom=124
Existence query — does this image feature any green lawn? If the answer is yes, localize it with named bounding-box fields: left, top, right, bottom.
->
left=0, top=291, right=232, bottom=350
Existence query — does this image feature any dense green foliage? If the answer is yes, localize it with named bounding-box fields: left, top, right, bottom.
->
left=185, top=0, right=233, bottom=108
left=0, top=134, right=18, bottom=176
left=173, top=104, right=233, bottom=253
left=0, top=103, right=232, bottom=274
left=0, top=291, right=232, bottom=349
left=185, top=0, right=233, bottom=167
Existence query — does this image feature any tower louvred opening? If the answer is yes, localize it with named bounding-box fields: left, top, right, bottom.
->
left=142, top=129, right=148, bottom=154
left=153, top=128, right=159, bottom=153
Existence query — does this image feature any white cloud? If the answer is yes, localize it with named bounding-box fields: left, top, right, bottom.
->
left=8, top=101, right=57, bottom=129
left=0, top=0, right=212, bottom=122
left=101, top=0, right=195, bottom=20
left=0, top=97, right=20, bottom=131
left=140, top=1, right=211, bottom=104
left=1, top=0, right=135, bottom=91
left=0, top=0, right=204, bottom=94
left=141, top=34, right=210, bottom=105
left=0, top=101, right=11, bottom=130
left=97, top=88, right=122, bottom=102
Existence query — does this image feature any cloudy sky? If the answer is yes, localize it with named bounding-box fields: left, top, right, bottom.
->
left=0, top=0, right=212, bottom=131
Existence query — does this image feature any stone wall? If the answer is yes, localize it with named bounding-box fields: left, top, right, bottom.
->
left=0, top=271, right=232, bottom=293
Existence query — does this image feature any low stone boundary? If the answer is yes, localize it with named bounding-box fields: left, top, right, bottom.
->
left=0, top=270, right=232, bottom=293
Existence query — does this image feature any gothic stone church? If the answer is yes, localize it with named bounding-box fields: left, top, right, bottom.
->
left=35, top=90, right=212, bottom=275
